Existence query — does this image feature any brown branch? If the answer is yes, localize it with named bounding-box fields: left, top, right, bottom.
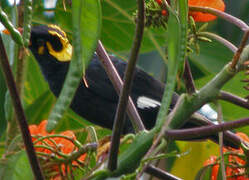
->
left=230, top=30, right=249, bottom=69
left=183, top=60, right=196, bottom=94
left=219, top=91, right=249, bottom=110
left=165, top=117, right=249, bottom=143
left=0, top=35, right=44, bottom=179
left=198, top=32, right=237, bottom=53
left=145, top=165, right=182, bottom=180
left=96, top=42, right=144, bottom=131
left=107, top=0, right=145, bottom=171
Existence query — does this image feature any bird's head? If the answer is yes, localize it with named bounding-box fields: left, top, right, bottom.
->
left=28, top=24, right=72, bottom=62
left=2, top=25, right=74, bottom=93
left=3, top=24, right=72, bottom=62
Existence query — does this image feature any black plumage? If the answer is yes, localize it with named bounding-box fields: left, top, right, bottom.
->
left=29, top=25, right=177, bottom=132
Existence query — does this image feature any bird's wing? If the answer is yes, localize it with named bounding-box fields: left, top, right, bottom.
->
left=85, top=54, right=179, bottom=108
left=84, top=55, right=122, bottom=102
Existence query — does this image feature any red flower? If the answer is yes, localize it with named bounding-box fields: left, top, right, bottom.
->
left=188, top=0, right=225, bottom=22
left=29, top=120, right=86, bottom=179
left=204, top=133, right=249, bottom=180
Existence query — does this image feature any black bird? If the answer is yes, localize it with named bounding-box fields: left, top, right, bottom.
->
left=27, top=24, right=239, bottom=147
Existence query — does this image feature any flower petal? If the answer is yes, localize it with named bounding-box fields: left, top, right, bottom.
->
left=189, top=0, right=225, bottom=22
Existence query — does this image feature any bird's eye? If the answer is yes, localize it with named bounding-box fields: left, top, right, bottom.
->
left=36, top=38, right=45, bottom=46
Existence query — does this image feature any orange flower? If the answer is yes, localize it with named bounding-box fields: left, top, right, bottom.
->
left=189, top=0, right=225, bottom=22
left=203, top=156, right=219, bottom=180
left=29, top=120, right=86, bottom=179
left=154, top=0, right=225, bottom=22
left=203, top=132, right=249, bottom=180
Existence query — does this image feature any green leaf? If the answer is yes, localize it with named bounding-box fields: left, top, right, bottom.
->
left=32, top=0, right=51, bottom=25
left=0, top=151, right=33, bottom=180
left=171, top=141, right=219, bottom=180
left=25, top=90, right=55, bottom=124
left=195, top=164, right=212, bottom=180
left=22, top=0, right=32, bottom=47
left=24, top=55, right=50, bottom=107
left=55, top=1, right=72, bottom=32
left=155, top=0, right=188, bottom=130
left=80, top=0, right=102, bottom=73
left=4, top=91, right=13, bottom=122
left=189, top=40, right=233, bottom=74
left=113, top=131, right=154, bottom=176
left=101, top=0, right=167, bottom=54
left=57, top=108, right=93, bottom=131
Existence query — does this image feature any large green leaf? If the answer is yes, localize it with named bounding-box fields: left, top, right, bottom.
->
left=189, top=40, right=233, bottom=74
left=0, top=151, right=33, bottom=180
left=171, top=141, right=219, bottom=180
left=156, top=0, right=188, bottom=130
left=25, top=90, right=55, bottom=124
left=24, top=55, right=50, bottom=107
left=101, top=0, right=167, bottom=54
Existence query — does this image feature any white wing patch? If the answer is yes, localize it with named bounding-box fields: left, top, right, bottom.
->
left=137, top=96, right=161, bottom=109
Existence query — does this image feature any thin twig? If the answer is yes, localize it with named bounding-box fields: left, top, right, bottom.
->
left=136, top=139, right=167, bottom=179
left=96, top=42, right=145, bottom=131
left=189, top=6, right=249, bottom=31
left=217, top=102, right=226, bottom=180
left=145, top=165, right=182, bottom=180
left=0, top=35, right=44, bottom=179
left=62, top=143, right=97, bottom=164
left=230, top=30, right=249, bottom=69
left=33, top=134, right=82, bottom=148
left=186, top=113, right=240, bottom=148
left=183, top=60, right=196, bottom=94
left=107, top=0, right=145, bottom=171
left=198, top=32, right=237, bottom=53
left=219, top=91, right=249, bottom=110
left=165, top=117, right=249, bottom=142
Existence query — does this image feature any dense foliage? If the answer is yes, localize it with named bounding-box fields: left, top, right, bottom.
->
left=0, top=0, right=248, bottom=179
